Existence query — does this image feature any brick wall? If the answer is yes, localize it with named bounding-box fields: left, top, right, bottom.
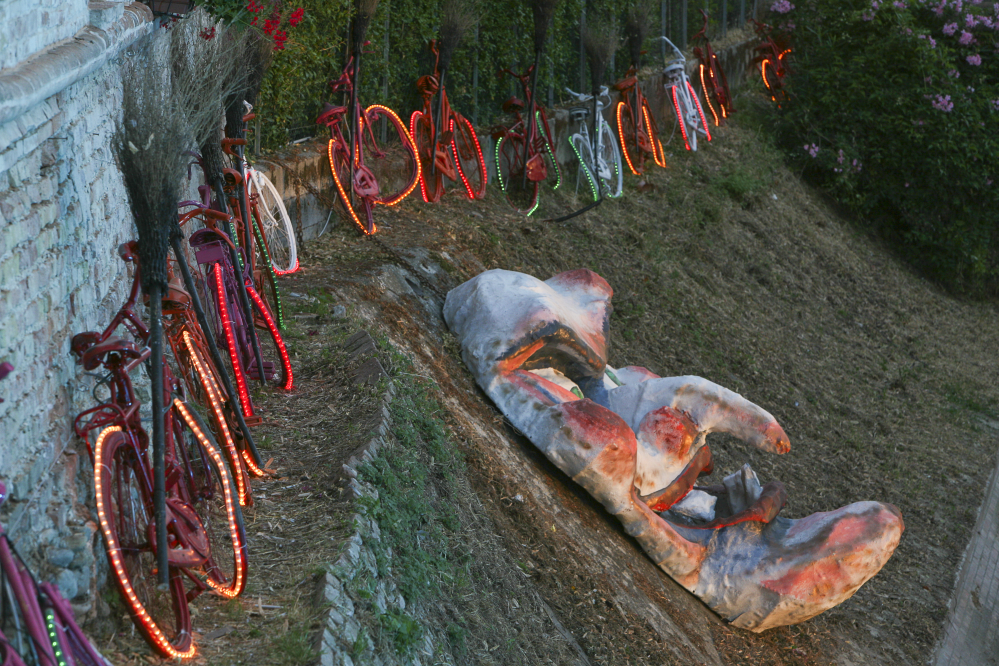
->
left=0, top=1, right=156, bottom=613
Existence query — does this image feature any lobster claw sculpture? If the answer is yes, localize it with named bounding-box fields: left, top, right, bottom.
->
left=444, top=269, right=903, bottom=632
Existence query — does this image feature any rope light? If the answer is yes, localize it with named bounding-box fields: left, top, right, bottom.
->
left=536, top=112, right=561, bottom=190
left=568, top=135, right=598, bottom=201
left=700, top=63, right=720, bottom=127
left=410, top=111, right=432, bottom=203
left=365, top=105, right=421, bottom=206
left=644, top=105, right=667, bottom=167
left=687, top=80, right=712, bottom=142
left=451, top=117, right=487, bottom=199
left=172, top=399, right=246, bottom=599
left=617, top=102, right=640, bottom=175
left=245, top=281, right=294, bottom=391
left=93, top=426, right=198, bottom=660
left=213, top=264, right=253, bottom=417
left=327, top=139, right=370, bottom=234
left=248, top=215, right=285, bottom=330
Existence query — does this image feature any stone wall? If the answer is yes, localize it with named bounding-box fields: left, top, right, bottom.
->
left=0, top=1, right=156, bottom=611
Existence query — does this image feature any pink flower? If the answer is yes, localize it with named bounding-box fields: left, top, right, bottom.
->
left=991, top=99, right=999, bottom=111
left=967, top=13, right=980, bottom=26
left=967, top=53, right=982, bottom=64
left=837, top=149, right=845, bottom=164
left=893, top=0, right=906, bottom=7
left=771, top=0, right=795, bottom=12
left=943, top=22, right=958, bottom=35
left=959, top=30, right=975, bottom=44
left=803, top=143, right=820, bottom=157
left=931, top=94, right=954, bottom=112
left=948, top=68, right=961, bottom=77
left=929, top=36, right=937, bottom=47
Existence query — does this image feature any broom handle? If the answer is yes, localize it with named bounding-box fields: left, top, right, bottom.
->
left=523, top=53, right=542, bottom=191
left=147, top=286, right=169, bottom=589
left=170, top=236, right=262, bottom=466
left=232, top=142, right=268, bottom=388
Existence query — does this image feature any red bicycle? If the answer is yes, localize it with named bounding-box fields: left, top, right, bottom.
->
left=410, top=40, right=487, bottom=203
left=692, top=9, right=735, bottom=127
left=72, top=245, right=247, bottom=660
left=318, top=55, right=420, bottom=235
left=615, top=66, right=666, bottom=175
left=493, top=66, right=561, bottom=216
left=750, top=19, right=792, bottom=105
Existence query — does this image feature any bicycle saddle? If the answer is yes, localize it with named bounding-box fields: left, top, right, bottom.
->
left=613, top=76, right=638, bottom=91
left=79, top=337, right=143, bottom=371
left=416, top=74, right=439, bottom=96
left=222, top=168, right=243, bottom=189
left=502, top=97, right=525, bottom=114
left=569, top=106, right=590, bottom=121
left=317, top=103, right=346, bottom=127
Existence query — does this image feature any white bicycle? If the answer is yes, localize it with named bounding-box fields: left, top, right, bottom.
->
left=564, top=86, right=623, bottom=200
left=245, top=165, right=299, bottom=275
left=658, top=36, right=712, bottom=152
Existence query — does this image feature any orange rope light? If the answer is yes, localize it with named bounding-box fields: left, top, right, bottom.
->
left=409, top=111, right=432, bottom=203
left=213, top=265, right=252, bottom=417
left=245, top=281, right=294, bottom=391
left=365, top=105, right=421, bottom=206
left=181, top=331, right=247, bottom=506
left=644, top=104, right=666, bottom=167
left=700, top=63, right=720, bottom=127
left=686, top=80, right=712, bottom=142
left=173, top=399, right=247, bottom=599
left=327, top=139, right=370, bottom=234
left=240, top=449, right=265, bottom=476
left=93, top=426, right=198, bottom=660
left=616, top=101, right=640, bottom=175
left=452, top=118, right=487, bottom=200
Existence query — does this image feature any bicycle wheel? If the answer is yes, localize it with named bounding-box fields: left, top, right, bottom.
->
left=496, top=133, right=541, bottom=215
left=327, top=139, right=370, bottom=234
left=569, top=134, right=598, bottom=201
left=451, top=114, right=487, bottom=200
left=93, top=427, right=195, bottom=659
left=172, top=400, right=248, bottom=599
left=248, top=210, right=285, bottom=331
left=686, top=80, right=712, bottom=141
left=248, top=171, right=298, bottom=276
left=642, top=100, right=667, bottom=168
left=178, top=329, right=257, bottom=506
left=245, top=281, right=294, bottom=391
left=596, top=120, right=623, bottom=198
left=361, top=104, right=420, bottom=206
left=712, top=52, right=734, bottom=116
left=535, top=111, right=561, bottom=191
left=762, top=59, right=779, bottom=100
left=209, top=263, right=255, bottom=419
left=671, top=85, right=696, bottom=152
left=616, top=101, right=644, bottom=175
left=409, top=110, right=443, bottom=203
left=699, top=62, right=721, bottom=127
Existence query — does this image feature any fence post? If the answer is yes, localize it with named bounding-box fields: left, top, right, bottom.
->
left=579, top=7, right=586, bottom=91
left=661, top=0, right=667, bottom=60
left=682, top=0, right=688, bottom=45
left=740, top=0, right=746, bottom=26
left=722, top=0, right=727, bottom=39
left=473, top=23, right=479, bottom=126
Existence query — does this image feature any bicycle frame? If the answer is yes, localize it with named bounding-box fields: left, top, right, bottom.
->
left=692, top=9, right=735, bottom=126
left=749, top=19, right=791, bottom=104
left=615, top=66, right=667, bottom=174
left=564, top=86, right=621, bottom=200
left=659, top=36, right=712, bottom=151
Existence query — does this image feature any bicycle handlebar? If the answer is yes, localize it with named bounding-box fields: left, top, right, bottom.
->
left=564, top=86, right=611, bottom=104
left=657, top=36, right=685, bottom=62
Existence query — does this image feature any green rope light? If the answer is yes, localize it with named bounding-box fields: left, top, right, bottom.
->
left=568, top=135, right=598, bottom=202
left=536, top=111, right=560, bottom=190
left=45, top=607, right=68, bottom=666
left=249, top=215, right=285, bottom=330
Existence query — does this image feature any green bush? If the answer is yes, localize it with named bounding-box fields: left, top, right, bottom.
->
left=768, top=0, right=999, bottom=291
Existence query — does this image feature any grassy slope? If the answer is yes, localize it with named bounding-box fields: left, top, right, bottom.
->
left=335, top=90, right=999, bottom=664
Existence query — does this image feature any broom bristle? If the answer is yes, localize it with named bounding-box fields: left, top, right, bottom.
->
left=584, top=22, right=618, bottom=91
left=532, top=0, right=560, bottom=55
left=438, top=0, right=478, bottom=73
left=116, top=50, right=188, bottom=291
left=353, top=0, right=380, bottom=46
left=624, top=1, right=651, bottom=67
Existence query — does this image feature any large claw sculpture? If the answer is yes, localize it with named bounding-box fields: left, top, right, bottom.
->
left=444, top=269, right=903, bottom=632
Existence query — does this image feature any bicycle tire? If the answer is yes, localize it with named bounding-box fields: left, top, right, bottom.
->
left=171, top=400, right=248, bottom=599
left=178, top=329, right=257, bottom=506
left=245, top=281, right=294, bottom=391
left=409, top=110, right=443, bottom=203
left=93, top=427, right=195, bottom=659
left=326, top=139, right=370, bottom=234
left=671, top=85, right=696, bottom=152
left=569, top=133, right=598, bottom=201
left=248, top=171, right=298, bottom=276
left=496, top=134, right=541, bottom=215
left=699, top=62, right=721, bottom=127
left=686, top=80, right=712, bottom=141
left=712, top=52, right=734, bottom=116
left=248, top=210, right=285, bottom=331
left=0, top=544, right=51, bottom=666
left=597, top=120, right=624, bottom=198
left=762, top=59, right=783, bottom=103
left=535, top=110, right=561, bottom=191
left=616, top=101, right=644, bottom=175
left=210, top=263, right=255, bottom=419
left=450, top=114, right=487, bottom=200
left=642, top=100, right=667, bottom=168
left=361, top=104, right=420, bottom=206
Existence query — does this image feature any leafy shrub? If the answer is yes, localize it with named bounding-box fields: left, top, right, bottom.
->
left=768, top=0, right=999, bottom=291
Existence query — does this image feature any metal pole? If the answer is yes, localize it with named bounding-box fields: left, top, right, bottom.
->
left=740, top=0, right=746, bottom=27
left=682, top=0, right=688, bottom=46
left=662, top=1, right=668, bottom=61
left=579, top=8, right=586, bottom=92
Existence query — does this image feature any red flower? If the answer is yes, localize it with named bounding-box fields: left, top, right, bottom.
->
left=199, top=26, right=217, bottom=40
left=246, top=0, right=262, bottom=12
left=273, top=30, right=288, bottom=50
left=289, top=7, right=305, bottom=26
left=250, top=15, right=258, bottom=25
left=263, top=18, right=278, bottom=35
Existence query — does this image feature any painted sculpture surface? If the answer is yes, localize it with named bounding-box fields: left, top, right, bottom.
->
left=443, top=268, right=903, bottom=632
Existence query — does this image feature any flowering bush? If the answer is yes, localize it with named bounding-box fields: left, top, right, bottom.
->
left=193, top=0, right=304, bottom=50
left=772, top=0, right=999, bottom=291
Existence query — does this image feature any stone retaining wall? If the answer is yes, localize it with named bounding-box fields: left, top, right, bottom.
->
left=0, top=1, right=157, bottom=611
